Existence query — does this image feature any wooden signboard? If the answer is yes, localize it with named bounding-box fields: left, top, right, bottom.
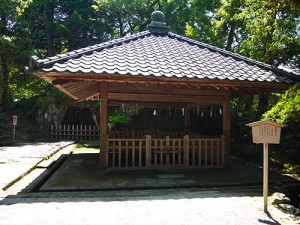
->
left=246, top=120, right=285, bottom=213
left=247, top=120, right=284, bottom=144
left=12, top=115, right=18, bottom=142
left=12, top=115, right=18, bottom=126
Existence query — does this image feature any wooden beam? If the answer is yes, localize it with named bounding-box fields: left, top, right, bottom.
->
left=99, top=82, right=108, bottom=170
left=107, top=101, right=189, bottom=108
left=35, top=71, right=292, bottom=90
left=107, top=93, right=224, bottom=103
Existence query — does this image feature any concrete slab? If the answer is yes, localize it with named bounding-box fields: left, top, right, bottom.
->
left=40, top=152, right=298, bottom=191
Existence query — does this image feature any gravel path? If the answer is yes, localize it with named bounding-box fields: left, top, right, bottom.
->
left=0, top=189, right=299, bottom=225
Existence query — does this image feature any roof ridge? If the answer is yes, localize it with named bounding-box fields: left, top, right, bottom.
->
left=168, top=32, right=298, bottom=79
left=30, top=30, right=152, bottom=70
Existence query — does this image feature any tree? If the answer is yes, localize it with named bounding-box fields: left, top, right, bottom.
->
left=239, top=0, right=300, bottom=67
left=211, top=0, right=246, bottom=51
left=0, top=0, right=18, bottom=112
left=184, top=0, right=222, bottom=46
left=93, top=0, right=159, bottom=37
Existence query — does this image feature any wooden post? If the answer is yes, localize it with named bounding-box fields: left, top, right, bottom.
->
left=222, top=89, right=231, bottom=167
left=145, top=135, right=151, bottom=167
left=221, top=135, right=225, bottom=166
left=263, top=143, right=269, bottom=212
left=184, top=108, right=190, bottom=133
left=166, top=136, right=170, bottom=166
left=184, top=135, right=189, bottom=166
left=99, top=82, right=108, bottom=170
left=246, top=120, right=285, bottom=214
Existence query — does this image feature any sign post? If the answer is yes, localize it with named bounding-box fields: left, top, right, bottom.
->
left=247, top=120, right=285, bottom=213
left=12, top=115, right=18, bottom=142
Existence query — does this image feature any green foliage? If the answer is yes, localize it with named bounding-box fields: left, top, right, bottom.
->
left=263, top=83, right=300, bottom=124
left=108, top=113, right=129, bottom=125
left=282, top=163, right=300, bottom=174
left=238, top=1, right=300, bottom=66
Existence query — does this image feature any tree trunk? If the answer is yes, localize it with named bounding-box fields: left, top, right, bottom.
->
left=44, top=0, right=55, bottom=56
left=1, top=56, right=9, bottom=112
left=225, top=24, right=235, bottom=51
left=118, top=14, right=124, bottom=37
left=258, top=94, right=269, bottom=116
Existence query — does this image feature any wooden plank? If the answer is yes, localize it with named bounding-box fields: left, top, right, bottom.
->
left=132, top=140, right=135, bottom=167
left=221, top=135, right=225, bottom=166
left=160, top=140, right=163, bottom=166
left=145, top=135, right=151, bottom=168
left=139, top=140, right=142, bottom=167
left=118, top=141, right=122, bottom=167
left=178, top=140, right=182, bottom=164
left=205, top=140, right=208, bottom=166
left=154, top=140, right=157, bottom=166
left=198, top=140, right=202, bottom=166
left=166, top=136, right=170, bottom=166
left=192, top=140, right=195, bottom=166
left=184, top=135, right=189, bottom=166
left=125, top=140, right=128, bottom=168
left=216, top=140, right=220, bottom=166
left=211, top=141, right=214, bottom=165
left=172, top=140, right=176, bottom=165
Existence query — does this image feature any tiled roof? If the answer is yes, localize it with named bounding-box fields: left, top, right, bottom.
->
left=29, top=30, right=297, bottom=84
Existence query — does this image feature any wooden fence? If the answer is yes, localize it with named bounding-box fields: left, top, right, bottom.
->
left=50, top=125, right=99, bottom=140
left=50, top=126, right=184, bottom=140
left=107, top=135, right=225, bottom=170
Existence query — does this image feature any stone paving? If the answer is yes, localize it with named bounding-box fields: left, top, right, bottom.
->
left=0, top=141, right=72, bottom=190
left=40, top=151, right=298, bottom=191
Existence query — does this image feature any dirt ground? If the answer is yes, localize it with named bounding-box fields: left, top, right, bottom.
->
left=0, top=143, right=299, bottom=225
left=1, top=188, right=299, bottom=225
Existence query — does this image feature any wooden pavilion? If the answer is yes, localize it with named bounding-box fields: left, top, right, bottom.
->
left=27, top=11, right=298, bottom=171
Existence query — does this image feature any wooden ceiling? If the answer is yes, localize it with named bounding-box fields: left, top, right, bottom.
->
left=34, top=71, right=291, bottom=108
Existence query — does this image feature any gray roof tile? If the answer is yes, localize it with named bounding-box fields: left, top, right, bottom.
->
left=30, top=30, right=298, bottom=84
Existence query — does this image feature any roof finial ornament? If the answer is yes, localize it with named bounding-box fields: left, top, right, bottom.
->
left=148, top=10, right=169, bottom=34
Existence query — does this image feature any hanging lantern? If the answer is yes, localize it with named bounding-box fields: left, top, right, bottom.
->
left=210, top=108, right=213, bottom=117
left=182, top=108, right=185, bottom=116
left=201, top=111, right=204, bottom=117
left=219, top=108, right=222, bottom=115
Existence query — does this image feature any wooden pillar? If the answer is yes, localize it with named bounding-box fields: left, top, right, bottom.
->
left=263, top=143, right=269, bottom=212
left=222, top=89, right=231, bottom=167
left=99, top=82, right=108, bottom=170
left=184, top=108, right=190, bottom=133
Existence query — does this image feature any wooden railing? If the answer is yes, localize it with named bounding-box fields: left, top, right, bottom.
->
left=50, top=125, right=99, bottom=140
left=107, top=138, right=148, bottom=168
left=107, top=135, right=225, bottom=170
left=108, top=130, right=185, bottom=138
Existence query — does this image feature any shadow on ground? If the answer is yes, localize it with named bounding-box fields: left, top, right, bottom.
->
left=39, top=153, right=297, bottom=191
left=0, top=152, right=299, bottom=206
